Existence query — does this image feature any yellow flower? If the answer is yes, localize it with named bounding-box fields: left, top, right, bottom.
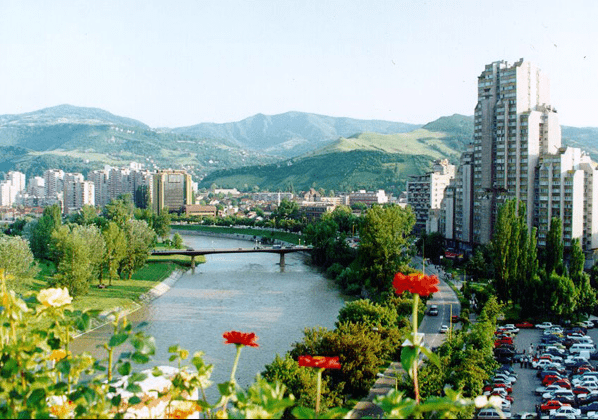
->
left=49, top=399, right=75, bottom=418
left=50, top=349, right=68, bottom=361
left=38, top=288, right=72, bottom=308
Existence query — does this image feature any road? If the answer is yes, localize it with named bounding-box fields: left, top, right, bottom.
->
left=350, top=258, right=461, bottom=418
left=411, top=257, right=462, bottom=349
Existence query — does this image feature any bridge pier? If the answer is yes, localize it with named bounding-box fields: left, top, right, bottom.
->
left=191, top=256, right=195, bottom=273
left=279, top=253, right=285, bottom=268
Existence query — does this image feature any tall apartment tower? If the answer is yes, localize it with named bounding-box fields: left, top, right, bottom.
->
left=471, top=59, right=561, bottom=244
left=151, top=170, right=193, bottom=214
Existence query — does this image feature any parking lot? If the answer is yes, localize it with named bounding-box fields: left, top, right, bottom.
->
left=502, top=324, right=598, bottom=416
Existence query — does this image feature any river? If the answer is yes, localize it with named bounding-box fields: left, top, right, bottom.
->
left=70, top=234, right=346, bottom=400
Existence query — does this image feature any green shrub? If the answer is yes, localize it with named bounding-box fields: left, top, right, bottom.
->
left=336, top=299, right=398, bottom=329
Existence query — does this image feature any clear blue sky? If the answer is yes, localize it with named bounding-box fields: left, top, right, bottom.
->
left=1, top=0, right=597, bottom=128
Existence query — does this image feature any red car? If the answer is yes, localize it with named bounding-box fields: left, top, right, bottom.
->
left=543, top=375, right=563, bottom=386
left=552, top=379, right=572, bottom=389
left=491, top=383, right=512, bottom=393
left=573, top=386, right=591, bottom=395
left=490, top=390, right=513, bottom=403
left=540, top=400, right=567, bottom=412
left=515, top=321, right=534, bottom=329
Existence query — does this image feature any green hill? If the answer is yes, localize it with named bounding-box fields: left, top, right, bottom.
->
left=199, top=114, right=475, bottom=194
left=199, top=150, right=435, bottom=194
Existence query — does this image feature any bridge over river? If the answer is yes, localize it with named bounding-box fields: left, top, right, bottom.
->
left=151, top=246, right=312, bottom=270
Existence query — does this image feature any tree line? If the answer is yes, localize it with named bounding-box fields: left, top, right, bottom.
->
left=1, top=195, right=177, bottom=297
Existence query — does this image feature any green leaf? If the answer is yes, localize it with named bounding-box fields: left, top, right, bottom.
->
left=117, top=361, right=131, bottom=376
left=109, top=333, right=129, bottom=348
left=128, top=396, right=142, bottom=405
left=26, top=388, right=46, bottom=408
left=132, top=353, right=150, bottom=364
left=111, top=394, right=122, bottom=407
left=126, top=383, right=142, bottom=394
left=400, top=346, right=417, bottom=376
left=292, top=406, right=317, bottom=419
left=129, top=372, right=148, bottom=383
left=419, top=345, right=441, bottom=368
left=56, top=360, right=71, bottom=376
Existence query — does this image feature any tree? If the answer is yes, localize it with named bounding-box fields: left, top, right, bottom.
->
left=357, top=205, right=415, bottom=296
left=70, top=205, right=98, bottom=226
left=490, top=200, right=531, bottom=303
left=172, top=232, right=184, bottom=249
left=120, top=220, right=156, bottom=280
left=416, top=232, right=445, bottom=263
left=29, top=204, right=62, bottom=260
left=0, top=235, right=38, bottom=286
left=104, top=195, right=135, bottom=229
left=545, top=217, right=564, bottom=275
left=336, top=299, right=398, bottom=329
left=569, top=238, right=585, bottom=284
left=102, top=222, right=127, bottom=286
left=152, top=210, right=172, bottom=241
left=51, top=225, right=105, bottom=296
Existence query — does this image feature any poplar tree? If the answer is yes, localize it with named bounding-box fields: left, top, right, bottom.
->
left=545, top=217, right=564, bottom=275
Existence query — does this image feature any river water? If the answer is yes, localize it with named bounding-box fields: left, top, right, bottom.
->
left=70, top=234, right=346, bottom=400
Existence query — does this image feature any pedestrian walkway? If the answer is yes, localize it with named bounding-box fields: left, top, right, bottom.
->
left=349, top=362, right=401, bottom=419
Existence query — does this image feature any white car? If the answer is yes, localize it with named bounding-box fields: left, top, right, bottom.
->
left=535, top=383, right=567, bottom=396
left=439, top=325, right=449, bottom=334
left=536, top=322, right=554, bottom=329
left=551, top=405, right=581, bottom=418
left=493, top=373, right=516, bottom=384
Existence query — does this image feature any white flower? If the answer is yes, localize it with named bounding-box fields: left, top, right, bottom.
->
left=38, top=288, right=72, bottom=307
left=488, top=395, right=503, bottom=407
left=474, top=395, right=488, bottom=408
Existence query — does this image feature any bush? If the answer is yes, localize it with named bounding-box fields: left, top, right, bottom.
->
left=336, top=299, right=398, bottom=329
left=262, top=354, right=340, bottom=412
left=289, top=323, right=388, bottom=398
left=325, top=263, right=344, bottom=280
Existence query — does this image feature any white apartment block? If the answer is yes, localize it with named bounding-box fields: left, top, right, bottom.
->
left=407, top=159, right=455, bottom=234
left=44, top=169, right=65, bottom=198
left=88, top=169, right=111, bottom=207
left=7, top=171, right=26, bottom=194
left=349, top=190, right=389, bottom=207
left=0, top=181, right=13, bottom=206
left=64, top=176, right=95, bottom=214
left=28, top=176, right=45, bottom=197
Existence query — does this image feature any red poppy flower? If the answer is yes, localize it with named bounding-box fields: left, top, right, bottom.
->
left=223, top=331, right=259, bottom=347
left=393, top=272, right=439, bottom=297
left=298, top=355, right=341, bottom=369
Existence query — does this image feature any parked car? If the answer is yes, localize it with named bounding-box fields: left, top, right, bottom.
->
left=551, top=406, right=581, bottom=417
left=540, top=400, right=567, bottom=412
left=581, top=402, right=598, bottom=413
left=537, top=322, right=555, bottom=329
left=515, top=321, right=534, bottom=329
left=476, top=408, right=511, bottom=419
left=536, top=383, right=568, bottom=396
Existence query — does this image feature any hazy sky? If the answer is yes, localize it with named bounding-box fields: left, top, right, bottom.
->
left=1, top=0, right=597, bottom=128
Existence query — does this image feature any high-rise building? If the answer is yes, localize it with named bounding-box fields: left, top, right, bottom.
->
left=472, top=59, right=561, bottom=244
left=151, top=170, right=193, bottom=214
left=44, top=169, right=65, bottom=198
left=88, top=169, right=111, bottom=207
left=407, top=159, right=455, bottom=234
left=444, top=59, right=598, bottom=255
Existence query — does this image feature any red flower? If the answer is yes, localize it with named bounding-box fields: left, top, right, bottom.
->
left=393, top=272, right=439, bottom=297
left=223, top=331, right=259, bottom=347
left=298, top=355, right=341, bottom=369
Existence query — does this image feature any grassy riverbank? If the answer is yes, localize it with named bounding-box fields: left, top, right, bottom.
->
left=171, top=224, right=302, bottom=244
left=14, top=245, right=204, bottom=314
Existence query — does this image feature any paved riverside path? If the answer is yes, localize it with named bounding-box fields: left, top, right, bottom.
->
left=350, top=260, right=461, bottom=418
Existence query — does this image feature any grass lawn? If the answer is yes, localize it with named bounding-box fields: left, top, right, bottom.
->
left=172, top=225, right=302, bottom=245
left=14, top=252, right=205, bottom=314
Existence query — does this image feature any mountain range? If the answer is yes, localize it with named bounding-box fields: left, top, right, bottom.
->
left=0, top=105, right=596, bottom=194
